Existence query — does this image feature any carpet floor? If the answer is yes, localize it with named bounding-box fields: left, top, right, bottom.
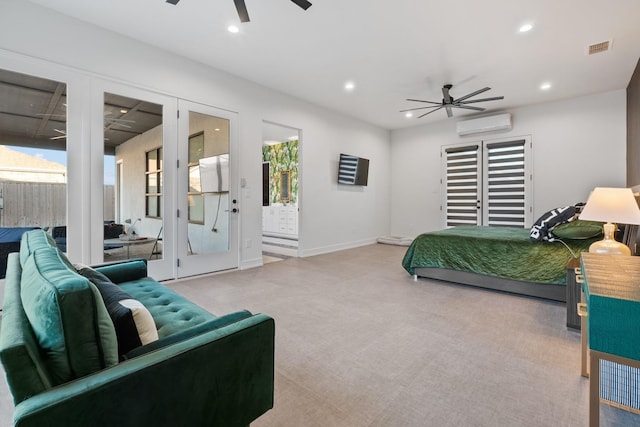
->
left=1, top=243, right=639, bottom=426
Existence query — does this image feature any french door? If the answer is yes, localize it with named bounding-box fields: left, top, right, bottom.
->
left=95, top=84, right=239, bottom=280
left=441, top=136, right=533, bottom=228
left=176, top=100, right=239, bottom=278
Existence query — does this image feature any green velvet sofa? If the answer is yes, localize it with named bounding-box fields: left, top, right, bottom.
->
left=0, top=229, right=275, bottom=427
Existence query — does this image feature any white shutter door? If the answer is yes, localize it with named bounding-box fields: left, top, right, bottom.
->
left=483, top=138, right=531, bottom=227
left=442, top=144, right=481, bottom=228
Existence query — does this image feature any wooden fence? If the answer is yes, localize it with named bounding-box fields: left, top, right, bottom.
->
left=0, top=181, right=115, bottom=228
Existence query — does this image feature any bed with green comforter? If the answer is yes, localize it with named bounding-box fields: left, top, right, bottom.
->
left=402, top=226, right=598, bottom=301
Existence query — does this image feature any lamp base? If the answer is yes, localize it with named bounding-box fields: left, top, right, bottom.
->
left=589, top=222, right=631, bottom=256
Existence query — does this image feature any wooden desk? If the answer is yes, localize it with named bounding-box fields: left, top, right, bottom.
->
left=580, top=253, right=640, bottom=427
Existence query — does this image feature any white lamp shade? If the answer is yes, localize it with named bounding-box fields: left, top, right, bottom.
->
left=579, top=187, right=640, bottom=225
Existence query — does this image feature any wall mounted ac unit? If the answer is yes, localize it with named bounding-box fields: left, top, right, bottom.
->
left=456, top=113, right=512, bottom=136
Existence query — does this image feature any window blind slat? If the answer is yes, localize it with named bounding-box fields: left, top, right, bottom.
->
left=485, top=139, right=526, bottom=227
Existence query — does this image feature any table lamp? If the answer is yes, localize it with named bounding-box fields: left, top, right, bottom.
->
left=579, top=187, right=640, bottom=255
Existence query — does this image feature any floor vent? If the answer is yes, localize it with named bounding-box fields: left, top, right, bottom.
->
left=587, top=40, right=612, bottom=55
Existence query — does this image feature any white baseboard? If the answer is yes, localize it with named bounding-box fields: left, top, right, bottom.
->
left=300, top=238, right=377, bottom=258
left=240, top=257, right=264, bottom=270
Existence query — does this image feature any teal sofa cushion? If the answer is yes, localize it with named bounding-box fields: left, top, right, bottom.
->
left=19, top=230, right=59, bottom=266
left=0, top=253, right=53, bottom=404
left=120, top=279, right=216, bottom=338
left=20, top=247, right=118, bottom=385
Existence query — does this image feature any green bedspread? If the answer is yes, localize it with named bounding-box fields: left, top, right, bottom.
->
left=402, top=226, right=597, bottom=285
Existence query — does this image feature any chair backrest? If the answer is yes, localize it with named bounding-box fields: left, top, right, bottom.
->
left=51, top=226, right=66, bottom=239
left=104, top=223, right=124, bottom=239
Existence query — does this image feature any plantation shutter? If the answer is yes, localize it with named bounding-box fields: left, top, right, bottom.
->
left=441, top=136, right=532, bottom=229
left=442, top=145, right=481, bottom=227
left=483, top=139, right=530, bottom=227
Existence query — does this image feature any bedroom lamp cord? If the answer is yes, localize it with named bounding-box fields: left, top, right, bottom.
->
left=548, top=238, right=577, bottom=259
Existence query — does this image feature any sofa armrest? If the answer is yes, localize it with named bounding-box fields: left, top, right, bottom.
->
left=93, top=259, right=148, bottom=284
left=12, top=314, right=275, bottom=427
left=124, top=310, right=253, bottom=359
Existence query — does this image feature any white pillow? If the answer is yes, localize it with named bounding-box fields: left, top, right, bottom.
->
left=118, top=299, right=159, bottom=345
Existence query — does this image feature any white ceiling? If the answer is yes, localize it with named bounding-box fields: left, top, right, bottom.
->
left=27, top=0, right=640, bottom=130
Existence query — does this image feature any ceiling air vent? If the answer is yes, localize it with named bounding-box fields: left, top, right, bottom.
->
left=587, top=40, right=612, bottom=55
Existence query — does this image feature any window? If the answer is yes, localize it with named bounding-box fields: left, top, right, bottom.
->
left=145, top=147, right=162, bottom=218
left=441, top=136, right=532, bottom=228
left=188, top=132, right=205, bottom=224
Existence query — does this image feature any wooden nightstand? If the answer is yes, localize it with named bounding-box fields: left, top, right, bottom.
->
left=566, top=257, right=581, bottom=330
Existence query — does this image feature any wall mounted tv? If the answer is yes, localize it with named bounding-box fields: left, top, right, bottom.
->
left=338, top=153, right=369, bottom=186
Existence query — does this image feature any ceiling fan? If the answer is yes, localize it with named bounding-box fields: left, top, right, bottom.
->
left=165, top=0, right=312, bottom=23
left=401, top=84, right=504, bottom=118
left=50, top=128, right=67, bottom=140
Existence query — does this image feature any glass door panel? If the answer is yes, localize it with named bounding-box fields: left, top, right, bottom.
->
left=177, top=100, right=238, bottom=277
left=0, top=68, right=68, bottom=271
left=102, top=91, right=172, bottom=279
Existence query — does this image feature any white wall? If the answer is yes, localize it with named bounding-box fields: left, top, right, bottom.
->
left=390, top=90, right=627, bottom=238
left=116, top=125, right=163, bottom=239
left=0, top=1, right=391, bottom=269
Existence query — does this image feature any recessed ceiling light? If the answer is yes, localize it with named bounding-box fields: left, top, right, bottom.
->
left=214, top=128, right=221, bottom=131
left=344, top=81, right=355, bottom=91
left=519, top=23, right=533, bottom=33
left=228, top=25, right=240, bottom=34
left=540, top=82, right=552, bottom=90
left=405, top=112, right=413, bottom=118
left=120, top=109, right=128, bottom=114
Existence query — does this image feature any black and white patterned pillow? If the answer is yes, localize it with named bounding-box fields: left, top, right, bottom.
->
left=530, top=205, right=577, bottom=241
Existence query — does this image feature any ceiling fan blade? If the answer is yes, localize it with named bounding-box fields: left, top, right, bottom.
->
left=442, top=85, right=452, bottom=104
left=418, top=106, right=443, bottom=118
left=445, top=105, right=453, bottom=118
left=405, top=98, right=442, bottom=105
left=400, top=105, right=441, bottom=113
left=234, top=0, right=250, bottom=22
left=291, top=0, right=313, bottom=10
left=453, top=104, right=485, bottom=111
left=165, top=0, right=180, bottom=4
left=454, top=87, right=491, bottom=103
left=460, top=96, right=505, bottom=104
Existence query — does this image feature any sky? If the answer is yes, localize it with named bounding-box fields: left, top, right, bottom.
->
left=9, top=146, right=116, bottom=185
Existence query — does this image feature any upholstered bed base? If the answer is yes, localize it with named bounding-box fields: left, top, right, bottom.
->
left=414, top=267, right=566, bottom=302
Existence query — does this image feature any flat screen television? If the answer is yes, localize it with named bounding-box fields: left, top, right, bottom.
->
left=338, top=153, right=369, bottom=186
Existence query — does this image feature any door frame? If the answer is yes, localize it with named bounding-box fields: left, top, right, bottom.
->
left=176, top=99, right=240, bottom=278
left=261, top=120, right=302, bottom=258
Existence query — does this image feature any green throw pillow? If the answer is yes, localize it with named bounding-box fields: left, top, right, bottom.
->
left=20, top=247, right=118, bottom=385
left=551, top=220, right=603, bottom=240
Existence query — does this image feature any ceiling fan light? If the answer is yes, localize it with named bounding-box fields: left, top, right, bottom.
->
left=405, top=112, right=413, bottom=118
